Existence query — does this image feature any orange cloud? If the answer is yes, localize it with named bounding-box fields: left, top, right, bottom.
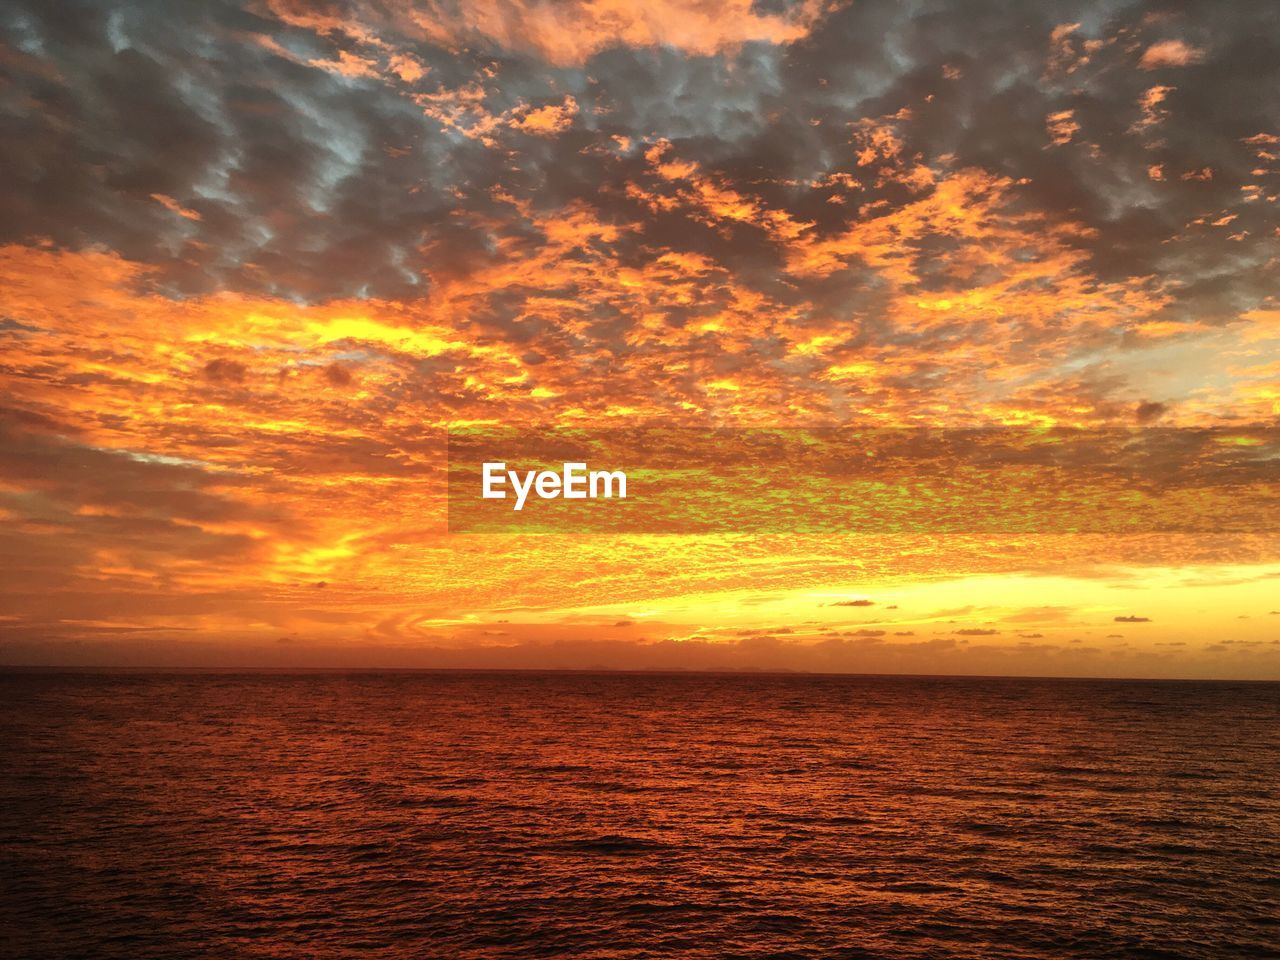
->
left=267, top=0, right=832, bottom=67
left=1046, top=110, right=1079, bottom=146
left=150, top=193, right=202, bottom=221
left=1139, top=39, right=1205, bottom=70
left=403, top=0, right=832, bottom=65
left=1132, top=85, right=1173, bottom=132
left=5, top=0, right=1280, bottom=674
left=308, top=48, right=381, bottom=79
left=511, top=96, right=578, bottom=136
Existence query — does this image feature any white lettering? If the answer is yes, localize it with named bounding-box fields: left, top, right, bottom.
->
left=482, top=462, right=506, bottom=499
left=534, top=470, right=561, bottom=499
left=562, top=462, right=587, bottom=499
left=590, top=469, right=627, bottom=499
left=480, top=462, right=627, bottom=510
left=510, top=469, right=536, bottom=511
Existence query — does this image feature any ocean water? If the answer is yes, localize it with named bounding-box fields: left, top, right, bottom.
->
left=1, top=671, right=1278, bottom=959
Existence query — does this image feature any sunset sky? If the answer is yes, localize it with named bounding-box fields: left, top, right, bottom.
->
left=2, top=0, right=1278, bottom=676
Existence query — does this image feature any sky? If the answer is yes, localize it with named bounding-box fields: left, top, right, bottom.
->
left=1, top=0, right=1278, bottom=677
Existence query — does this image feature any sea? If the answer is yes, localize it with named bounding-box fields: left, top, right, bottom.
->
left=2, top=671, right=1278, bottom=959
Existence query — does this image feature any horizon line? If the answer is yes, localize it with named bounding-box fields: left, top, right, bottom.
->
left=3, top=664, right=1278, bottom=684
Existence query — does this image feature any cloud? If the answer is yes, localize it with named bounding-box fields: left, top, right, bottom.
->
left=1046, top=109, right=1079, bottom=146
left=3, top=0, right=1280, bottom=675
left=203, top=358, right=248, bottom=383
left=354, top=0, right=831, bottom=67
left=1002, top=606, right=1074, bottom=624
left=510, top=96, right=578, bottom=136
left=323, top=363, right=353, bottom=387
left=150, top=193, right=202, bottom=221
left=1139, top=40, right=1205, bottom=70
left=1135, top=401, right=1168, bottom=423
left=1114, top=615, right=1152, bottom=623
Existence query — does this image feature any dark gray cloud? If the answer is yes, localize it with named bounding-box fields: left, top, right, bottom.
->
left=1, top=0, right=1276, bottom=333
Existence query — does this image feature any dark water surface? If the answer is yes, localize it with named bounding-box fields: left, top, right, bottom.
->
left=2, top=671, right=1278, bottom=959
